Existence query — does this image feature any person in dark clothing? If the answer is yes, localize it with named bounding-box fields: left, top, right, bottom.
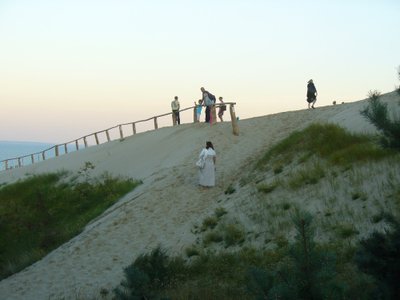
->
left=201, top=87, right=215, bottom=123
left=306, top=79, right=317, bottom=109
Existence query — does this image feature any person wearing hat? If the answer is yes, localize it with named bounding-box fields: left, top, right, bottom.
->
left=306, top=79, right=317, bottom=109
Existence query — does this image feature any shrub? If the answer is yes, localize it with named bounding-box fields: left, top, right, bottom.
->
left=355, top=215, right=400, bottom=299
left=246, top=211, right=349, bottom=299
left=335, top=223, right=359, bottom=239
left=223, top=224, right=245, bottom=247
left=201, top=216, right=219, bottom=231
left=361, top=91, right=400, bottom=149
left=214, top=207, right=227, bottom=218
left=0, top=171, right=141, bottom=279
left=203, top=231, right=224, bottom=245
left=185, top=246, right=200, bottom=258
left=257, top=182, right=277, bottom=194
left=114, top=246, right=187, bottom=299
left=224, top=184, right=236, bottom=195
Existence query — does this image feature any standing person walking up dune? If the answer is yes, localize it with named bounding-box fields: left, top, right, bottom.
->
left=306, top=79, right=318, bottom=109
left=171, top=96, right=180, bottom=125
left=197, top=141, right=216, bottom=187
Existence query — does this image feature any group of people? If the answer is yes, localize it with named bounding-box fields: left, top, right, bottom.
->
left=171, top=87, right=227, bottom=126
left=192, top=80, right=318, bottom=189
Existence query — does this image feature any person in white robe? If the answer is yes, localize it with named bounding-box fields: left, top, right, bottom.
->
left=198, top=141, right=216, bottom=187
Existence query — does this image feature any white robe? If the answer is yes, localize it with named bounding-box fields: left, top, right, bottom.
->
left=198, top=148, right=216, bottom=187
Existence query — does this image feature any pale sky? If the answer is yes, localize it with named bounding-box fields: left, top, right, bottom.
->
left=1, top=0, right=399, bottom=143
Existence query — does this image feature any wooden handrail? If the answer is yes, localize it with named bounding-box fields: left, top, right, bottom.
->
left=0, top=102, right=237, bottom=171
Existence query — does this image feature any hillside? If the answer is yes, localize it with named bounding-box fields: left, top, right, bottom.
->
left=0, top=92, right=399, bottom=299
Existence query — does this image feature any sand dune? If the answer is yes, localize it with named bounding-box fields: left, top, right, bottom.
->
left=0, top=92, right=399, bottom=299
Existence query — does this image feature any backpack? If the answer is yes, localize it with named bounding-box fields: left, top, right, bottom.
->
left=208, top=92, right=216, bottom=103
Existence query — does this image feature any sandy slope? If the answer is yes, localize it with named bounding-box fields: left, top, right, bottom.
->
left=0, top=92, right=399, bottom=299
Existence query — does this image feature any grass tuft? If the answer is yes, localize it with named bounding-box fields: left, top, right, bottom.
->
left=257, top=123, right=393, bottom=170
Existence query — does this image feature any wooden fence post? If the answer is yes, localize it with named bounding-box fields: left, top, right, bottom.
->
left=64, top=144, right=68, bottom=154
left=154, top=117, right=158, bottom=129
left=106, top=130, right=111, bottom=142
left=193, top=106, right=197, bottom=123
left=5, top=160, right=8, bottom=170
left=55, top=145, right=59, bottom=157
left=119, top=125, right=124, bottom=139
left=18, top=158, right=21, bottom=168
left=132, top=123, right=136, bottom=135
left=42, top=151, right=46, bottom=160
left=31, top=154, right=34, bottom=164
left=229, top=104, right=239, bottom=136
left=75, top=140, right=79, bottom=151
left=95, top=133, right=100, bottom=145
left=211, top=105, right=217, bottom=124
left=84, top=137, right=88, bottom=148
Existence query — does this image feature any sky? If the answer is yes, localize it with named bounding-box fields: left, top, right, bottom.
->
left=1, top=0, right=399, bottom=143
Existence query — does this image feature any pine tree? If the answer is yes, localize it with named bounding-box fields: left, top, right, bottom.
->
left=361, top=90, right=400, bottom=149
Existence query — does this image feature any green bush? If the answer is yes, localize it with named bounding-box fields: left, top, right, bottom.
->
left=246, top=211, right=373, bottom=299
left=257, top=124, right=392, bottom=169
left=224, top=184, right=236, bottom=195
left=114, top=246, right=187, bottom=300
left=355, top=215, right=400, bottom=299
left=214, top=207, right=228, bottom=218
left=223, top=224, right=245, bottom=247
left=361, top=91, right=400, bottom=149
left=185, top=246, right=200, bottom=258
left=0, top=171, right=141, bottom=279
left=203, top=231, right=224, bottom=245
left=201, top=216, right=219, bottom=231
left=257, top=182, right=277, bottom=194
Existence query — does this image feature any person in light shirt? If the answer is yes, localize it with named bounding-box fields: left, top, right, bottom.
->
left=198, top=141, right=216, bottom=187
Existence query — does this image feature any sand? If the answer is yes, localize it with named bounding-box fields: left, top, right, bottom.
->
left=0, top=92, right=399, bottom=299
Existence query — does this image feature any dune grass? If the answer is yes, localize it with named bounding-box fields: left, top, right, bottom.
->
left=257, top=123, right=393, bottom=170
left=0, top=171, right=141, bottom=279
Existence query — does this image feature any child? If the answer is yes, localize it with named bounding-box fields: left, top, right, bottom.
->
left=195, top=99, right=203, bottom=122
left=217, top=97, right=226, bottom=122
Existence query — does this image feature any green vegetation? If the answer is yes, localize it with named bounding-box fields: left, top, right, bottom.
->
left=287, top=162, right=325, bottom=190
left=355, top=215, right=400, bottom=299
left=257, top=123, right=392, bottom=170
left=115, top=212, right=400, bottom=300
left=185, top=245, right=200, bottom=258
left=224, top=184, right=236, bottom=195
left=361, top=90, right=400, bottom=149
left=334, top=223, right=359, bottom=239
left=0, top=170, right=141, bottom=279
left=257, top=182, right=277, bottom=194
left=201, top=216, right=219, bottom=231
left=214, top=207, right=228, bottom=218
left=223, top=224, right=245, bottom=247
left=203, top=231, right=224, bottom=245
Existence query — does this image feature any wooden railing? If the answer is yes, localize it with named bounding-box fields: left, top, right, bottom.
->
left=0, top=103, right=238, bottom=171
